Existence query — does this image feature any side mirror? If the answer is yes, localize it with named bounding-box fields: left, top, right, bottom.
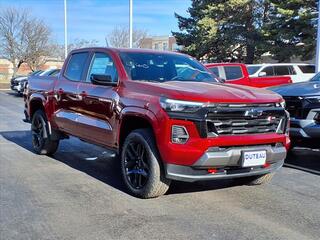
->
left=258, top=71, right=267, bottom=77
left=90, top=74, right=117, bottom=86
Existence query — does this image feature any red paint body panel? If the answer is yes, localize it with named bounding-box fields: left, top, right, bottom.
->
left=205, top=63, right=292, bottom=88
left=25, top=48, right=290, bottom=166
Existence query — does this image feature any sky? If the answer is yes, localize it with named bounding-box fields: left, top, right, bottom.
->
left=0, top=0, right=191, bottom=46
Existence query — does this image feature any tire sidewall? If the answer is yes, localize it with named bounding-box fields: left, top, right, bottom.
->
left=120, top=130, right=161, bottom=197
left=31, top=110, right=47, bottom=154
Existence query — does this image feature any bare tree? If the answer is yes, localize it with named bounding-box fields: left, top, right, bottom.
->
left=0, top=8, right=51, bottom=75
left=107, top=26, right=147, bottom=48
left=49, top=39, right=99, bottom=60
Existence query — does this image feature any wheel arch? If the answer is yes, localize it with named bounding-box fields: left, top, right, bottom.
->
left=29, top=94, right=46, bottom=120
left=118, top=107, right=159, bottom=150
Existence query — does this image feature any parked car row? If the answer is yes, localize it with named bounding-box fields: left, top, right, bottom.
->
left=10, top=68, right=60, bottom=95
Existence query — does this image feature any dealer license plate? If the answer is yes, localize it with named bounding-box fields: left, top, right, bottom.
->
left=242, top=150, right=267, bottom=167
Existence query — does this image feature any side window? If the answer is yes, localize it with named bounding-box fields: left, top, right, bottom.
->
left=87, top=52, right=118, bottom=83
left=64, top=52, right=89, bottom=81
left=288, top=66, right=296, bottom=75
left=208, top=67, right=220, bottom=77
left=262, top=66, right=274, bottom=76
left=298, top=65, right=315, bottom=73
left=274, top=66, right=290, bottom=76
left=224, top=66, right=243, bottom=80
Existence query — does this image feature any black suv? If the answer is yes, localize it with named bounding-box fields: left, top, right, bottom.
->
left=270, top=72, right=320, bottom=148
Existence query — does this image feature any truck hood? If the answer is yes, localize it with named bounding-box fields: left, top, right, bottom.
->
left=269, top=81, right=320, bottom=97
left=131, top=81, right=283, bottom=103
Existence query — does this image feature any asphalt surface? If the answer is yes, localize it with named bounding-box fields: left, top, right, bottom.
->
left=0, top=90, right=319, bottom=240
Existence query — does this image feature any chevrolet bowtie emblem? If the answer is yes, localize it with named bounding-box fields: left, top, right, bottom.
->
left=244, top=109, right=264, bottom=118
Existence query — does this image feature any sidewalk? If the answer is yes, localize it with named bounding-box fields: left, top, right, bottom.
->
left=0, top=83, right=10, bottom=90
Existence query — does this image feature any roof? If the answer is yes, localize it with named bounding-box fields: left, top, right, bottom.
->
left=247, top=63, right=315, bottom=66
left=70, top=47, right=184, bottom=56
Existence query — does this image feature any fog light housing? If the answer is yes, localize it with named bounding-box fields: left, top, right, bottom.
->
left=172, top=125, right=189, bottom=144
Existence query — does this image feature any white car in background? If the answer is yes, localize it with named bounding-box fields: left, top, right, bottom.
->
left=247, top=63, right=315, bottom=83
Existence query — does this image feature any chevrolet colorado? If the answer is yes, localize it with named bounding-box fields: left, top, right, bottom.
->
left=24, top=48, right=290, bottom=198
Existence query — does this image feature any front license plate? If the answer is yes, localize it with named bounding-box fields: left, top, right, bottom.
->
left=242, top=151, right=267, bottom=167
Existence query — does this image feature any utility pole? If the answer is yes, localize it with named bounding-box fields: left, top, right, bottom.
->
left=129, top=0, right=133, bottom=48
left=316, top=2, right=320, bottom=72
left=64, top=0, right=68, bottom=59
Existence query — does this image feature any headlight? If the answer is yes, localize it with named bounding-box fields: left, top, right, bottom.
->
left=304, top=96, right=320, bottom=103
left=160, top=97, right=205, bottom=112
left=276, top=100, right=286, bottom=108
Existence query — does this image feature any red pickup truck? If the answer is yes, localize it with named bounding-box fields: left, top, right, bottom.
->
left=205, top=63, right=292, bottom=88
left=24, top=48, right=290, bottom=198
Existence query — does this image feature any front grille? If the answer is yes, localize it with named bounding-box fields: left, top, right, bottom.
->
left=283, top=96, right=303, bottom=119
left=206, top=103, right=286, bottom=136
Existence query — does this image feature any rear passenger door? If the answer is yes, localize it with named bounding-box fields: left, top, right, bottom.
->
left=76, top=51, right=120, bottom=148
left=53, top=51, right=90, bottom=135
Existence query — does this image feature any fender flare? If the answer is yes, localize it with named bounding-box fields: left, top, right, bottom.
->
left=117, top=106, right=160, bottom=145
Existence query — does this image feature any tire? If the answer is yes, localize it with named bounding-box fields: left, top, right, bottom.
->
left=31, top=110, right=59, bottom=155
left=238, top=173, right=275, bottom=186
left=120, top=129, right=171, bottom=198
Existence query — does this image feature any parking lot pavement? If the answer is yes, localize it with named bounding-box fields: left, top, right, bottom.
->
left=0, top=90, right=319, bottom=240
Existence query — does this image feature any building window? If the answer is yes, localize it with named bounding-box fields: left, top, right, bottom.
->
left=154, top=43, right=159, bottom=50
left=163, top=42, right=168, bottom=50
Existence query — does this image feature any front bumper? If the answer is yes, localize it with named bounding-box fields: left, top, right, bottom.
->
left=165, top=144, right=286, bottom=182
left=290, top=109, right=320, bottom=139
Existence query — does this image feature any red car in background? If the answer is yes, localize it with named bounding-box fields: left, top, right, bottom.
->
left=205, top=63, right=292, bottom=88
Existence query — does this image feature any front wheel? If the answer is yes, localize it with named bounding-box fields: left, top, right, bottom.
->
left=121, top=129, right=171, bottom=198
left=31, top=110, right=59, bottom=155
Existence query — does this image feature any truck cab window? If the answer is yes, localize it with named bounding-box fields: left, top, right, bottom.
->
left=274, top=66, right=290, bottom=76
left=87, top=53, right=118, bottom=83
left=224, top=66, right=243, bottom=80
left=64, top=52, right=89, bottom=81
left=262, top=66, right=274, bottom=76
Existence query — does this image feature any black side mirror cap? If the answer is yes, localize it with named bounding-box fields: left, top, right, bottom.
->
left=91, top=74, right=117, bottom=86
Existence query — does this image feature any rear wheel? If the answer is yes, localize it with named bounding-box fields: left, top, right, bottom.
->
left=121, top=129, right=171, bottom=198
left=31, top=110, right=59, bottom=155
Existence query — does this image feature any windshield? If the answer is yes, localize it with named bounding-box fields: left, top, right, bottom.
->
left=310, top=72, right=320, bottom=82
left=120, top=52, right=217, bottom=83
left=247, top=65, right=261, bottom=75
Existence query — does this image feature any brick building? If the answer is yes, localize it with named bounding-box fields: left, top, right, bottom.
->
left=140, top=36, right=182, bottom=51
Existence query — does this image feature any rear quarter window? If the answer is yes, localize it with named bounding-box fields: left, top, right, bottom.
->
left=298, top=65, right=316, bottom=73
left=224, top=66, right=243, bottom=80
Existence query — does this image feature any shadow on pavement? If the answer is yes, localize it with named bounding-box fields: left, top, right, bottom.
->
left=284, top=148, right=320, bottom=175
left=1, top=130, right=262, bottom=197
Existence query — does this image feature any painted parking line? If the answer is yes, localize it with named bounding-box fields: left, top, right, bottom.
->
left=284, top=163, right=320, bottom=175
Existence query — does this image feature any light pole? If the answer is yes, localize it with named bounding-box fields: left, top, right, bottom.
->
left=316, top=2, right=320, bottom=72
left=64, top=0, right=68, bottom=59
left=129, top=0, right=133, bottom=48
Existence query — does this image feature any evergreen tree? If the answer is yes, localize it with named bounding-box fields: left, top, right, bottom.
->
left=173, top=0, right=317, bottom=63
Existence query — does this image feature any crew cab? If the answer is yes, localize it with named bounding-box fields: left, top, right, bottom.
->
left=24, top=48, right=290, bottom=198
left=205, top=63, right=292, bottom=88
